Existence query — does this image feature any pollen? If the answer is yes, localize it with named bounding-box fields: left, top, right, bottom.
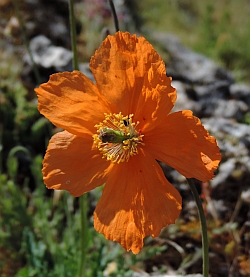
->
left=93, top=113, right=144, bottom=163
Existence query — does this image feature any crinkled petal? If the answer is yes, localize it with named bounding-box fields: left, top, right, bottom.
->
left=90, top=31, right=176, bottom=132
left=144, top=110, right=221, bottom=182
left=35, top=71, right=110, bottom=137
left=43, top=130, right=113, bottom=196
left=94, top=149, right=182, bottom=254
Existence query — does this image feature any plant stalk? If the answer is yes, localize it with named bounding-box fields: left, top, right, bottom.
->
left=186, top=178, right=209, bottom=277
left=68, top=0, right=79, bottom=70
left=108, top=0, right=120, bottom=32
left=68, top=1, right=88, bottom=276
left=79, top=193, right=88, bottom=277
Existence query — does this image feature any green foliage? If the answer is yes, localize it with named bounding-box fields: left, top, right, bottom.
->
left=1, top=148, right=166, bottom=276
left=243, top=112, right=250, bottom=125
left=195, top=1, right=250, bottom=81
left=140, top=0, right=250, bottom=83
left=0, top=51, right=51, bottom=155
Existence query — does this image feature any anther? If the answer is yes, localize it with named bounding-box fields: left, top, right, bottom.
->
left=93, top=113, right=144, bottom=163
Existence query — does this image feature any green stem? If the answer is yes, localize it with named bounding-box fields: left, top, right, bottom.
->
left=108, top=0, right=120, bottom=32
left=186, top=178, right=209, bottom=277
left=68, top=0, right=79, bottom=70
left=68, top=1, right=88, bottom=276
left=79, top=194, right=89, bottom=277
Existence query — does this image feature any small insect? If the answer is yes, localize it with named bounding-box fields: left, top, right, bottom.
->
left=123, top=118, right=129, bottom=126
left=98, top=128, right=130, bottom=144
left=99, top=129, right=117, bottom=143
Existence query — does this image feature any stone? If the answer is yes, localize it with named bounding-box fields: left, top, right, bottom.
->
left=150, top=32, right=234, bottom=85
left=211, top=158, right=236, bottom=188
left=26, top=35, right=72, bottom=70
left=171, top=81, right=201, bottom=114
left=229, top=83, right=250, bottom=107
left=193, top=81, right=230, bottom=100
left=203, top=118, right=250, bottom=156
left=200, top=99, right=249, bottom=120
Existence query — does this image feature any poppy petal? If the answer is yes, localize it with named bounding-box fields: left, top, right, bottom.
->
left=90, top=32, right=176, bottom=131
left=35, top=71, right=110, bottom=137
left=144, top=110, right=221, bottom=182
left=94, top=149, right=182, bottom=254
left=43, top=130, right=112, bottom=196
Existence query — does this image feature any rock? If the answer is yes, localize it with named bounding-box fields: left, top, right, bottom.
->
left=170, top=80, right=248, bottom=120
left=193, top=80, right=230, bottom=100
left=150, top=32, right=234, bottom=85
left=211, top=158, right=236, bottom=188
left=241, top=187, right=250, bottom=203
left=229, top=83, right=250, bottom=107
left=207, top=199, right=228, bottom=217
left=202, top=117, right=250, bottom=140
left=22, top=35, right=73, bottom=85
left=26, top=35, right=72, bottom=70
left=201, top=117, right=250, bottom=204
left=202, top=117, right=250, bottom=159
left=200, top=99, right=249, bottom=120
left=171, top=81, right=201, bottom=114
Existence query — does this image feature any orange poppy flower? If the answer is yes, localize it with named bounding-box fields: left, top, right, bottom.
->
left=35, top=31, right=221, bottom=254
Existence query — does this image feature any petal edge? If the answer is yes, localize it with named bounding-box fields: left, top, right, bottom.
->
left=144, top=110, right=221, bottom=182
left=35, top=71, right=110, bottom=137
left=43, top=131, right=112, bottom=196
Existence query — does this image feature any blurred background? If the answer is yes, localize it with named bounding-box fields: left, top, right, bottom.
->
left=0, top=0, right=250, bottom=276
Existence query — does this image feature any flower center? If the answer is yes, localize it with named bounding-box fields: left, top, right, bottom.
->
left=93, top=113, right=144, bottom=163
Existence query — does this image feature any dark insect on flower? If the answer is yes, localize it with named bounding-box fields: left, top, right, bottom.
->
left=98, top=127, right=130, bottom=143
left=123, top=119, right=129, bottom=126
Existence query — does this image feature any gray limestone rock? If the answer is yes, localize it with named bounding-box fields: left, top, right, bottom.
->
left=150, top=32, right=234, bottom=85
left=202, top=117, right=250, bottom=159
left=26, top=35, right=72, bottom=71
left=229, top=83, right=250, bottom=107
left=200, top=99, right=249, bottom=120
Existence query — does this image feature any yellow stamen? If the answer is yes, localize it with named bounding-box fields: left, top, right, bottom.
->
left=93, top=113, right=144, bottom=163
